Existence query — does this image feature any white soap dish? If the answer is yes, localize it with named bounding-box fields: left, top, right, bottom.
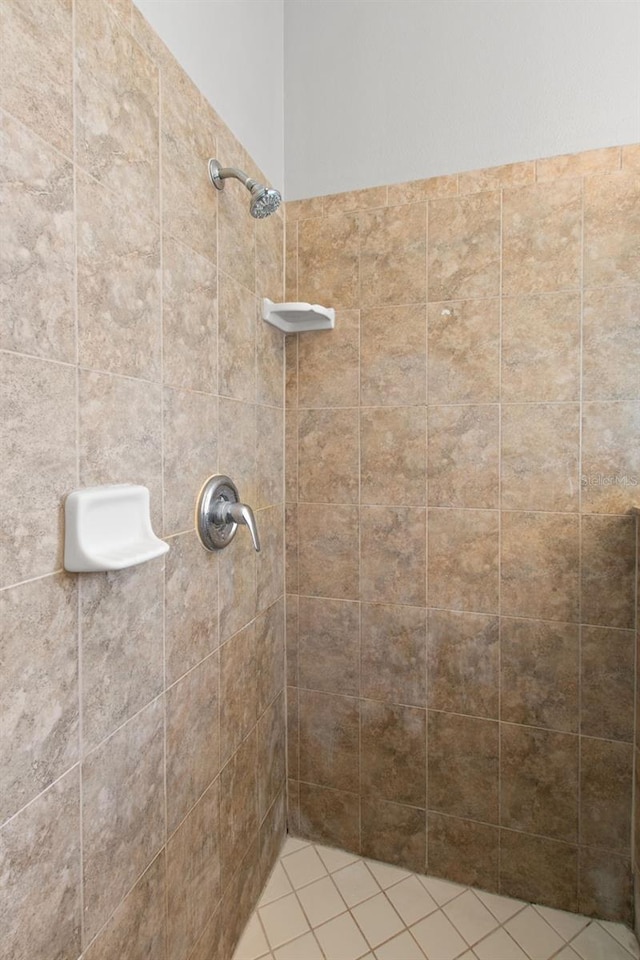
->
left=262, top=298, right=335, bottom=333
left=64, top=484, right=169, bottom=572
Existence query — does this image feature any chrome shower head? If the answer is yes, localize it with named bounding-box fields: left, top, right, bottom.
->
left=208, top=159, right=282, bottom=219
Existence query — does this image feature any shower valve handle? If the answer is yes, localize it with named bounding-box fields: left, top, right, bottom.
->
left=213, top=500, right=261, bottom=553
left=196, top=475, right=261, bottom=553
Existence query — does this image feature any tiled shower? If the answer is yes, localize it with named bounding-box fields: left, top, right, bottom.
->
left=284, top=153, right=640, bottom=922
left=0, top=2, right=638, bottom=960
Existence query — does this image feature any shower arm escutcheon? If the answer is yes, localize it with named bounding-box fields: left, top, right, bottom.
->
left=196, top=475, right=261, bottom=552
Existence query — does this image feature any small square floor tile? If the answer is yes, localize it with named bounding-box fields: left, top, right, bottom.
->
left=259, top=863, right=293, bottom=906
left=505, top=906, right=564, bottom=960
left=386, top=876, right=439, bottom=926
left=375, top=930, right=426, bottom=959
left=599, top=920, right=640, bottom=958
left=259, top=894, right=310, bottom=949
left=535, top=904, right=590, bottom=942
left=475, top=889, right=525, bottom=924
left=352, top=892, right=404, bottom=948
left=474, top=928, right=528, bottom=960
left=443, top=890, right=499, bottom=946
left=315, top=913, right=370, bottom=960
left=233, top=914, right=270, bottom=960
left=410, top=910, right=468, bottom=960
left=297, top=875, right=347, bottom=927
left=366, top=858, right=412, bottom=889
left=333, top=861, right=381, bottom=906
left=418, top=875, right=467, bottom=906
left=316, top=843, right=360, bottom=873
left=281, top=836, right=310, bottom=856
left=281, top=845, right=328, bottom=889
left=274, top=932, right=324, bottom=960
left=555, top=948, right=582, bottom=960
left=572, top=922, right=638, bottom=960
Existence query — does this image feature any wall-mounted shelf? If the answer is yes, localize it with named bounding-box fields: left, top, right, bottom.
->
left=262, top=298, right=335, bottom=333
left=64, top=484, right=169, bottom=572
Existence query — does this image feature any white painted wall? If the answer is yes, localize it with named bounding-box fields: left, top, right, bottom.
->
left=284, top=0, right=640, bottom=199
left=133, top=0, right=284, bottom=189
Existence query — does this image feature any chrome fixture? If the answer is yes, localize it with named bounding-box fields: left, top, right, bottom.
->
left=196, top=475, right=261, bottom=552
left=208, top=159, right=281, bottom=219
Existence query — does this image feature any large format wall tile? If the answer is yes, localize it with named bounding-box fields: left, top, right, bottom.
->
left=502, top=179, right=582, bottom=294
left=362, top=797, right=425, bottom=872
left=361, top=505, right=427, bottom=606
left=298, top=214, right=359, bottom=308
left=360, top=203, right=427, bottom=306
left=298, top=596, right=360, bottom=696
left=427, top=299, right=500, bottom=403
left=82, top=700, right=165, bottom=941
left=81, top=558, right=164, bottom=752
left=428, top=712, right=499, bottom=824
left=500, top=725, right=579, bottom=842
left=582, top=287, right=640, bottom=401
left=160, top=55, right=218, bottom=263
left=0, top=112, right=75, bottom=362
left=298, top=407, right=359, bottom=504
left=501, top=512, right=579, bottom=621
left=361, top=406, right=427, bottom=505
left=78, top=370, right=163, bottom=528
left=500, top=830, right=578, bottom=913
left=584, top=172, right=640, bottom=288
left=500, top=618, right=579, bottom=733
left=0, top=352, right=76, bottom=588
left=501, top=293, right=580, bottom=402
left=298, top=691, right=360, bottom=793
left=165, top=653, right=220, bottom=835
left=360, top=304, right=426, bottom=406
left=427, top=610, right=498, bottom=720
left=501, top=403, right=580, bottom=512
left=76, top=172, right=161, bottom=381
left=285, top=143, right=639, bottom=924
left=166, top=780, right=220, bottom=960
left=3, top=3, right=285, bottom=957
left=428, top=814, right=499, bottom=891
left=361, top=701, right=426, bottom=806
left=0, top=768, right=81, bottom=960
left=0, top=574, right=78, bottom=824
left=428, top=509, right=499, bottom=613
left=218, top=272, right=257, bottom=403
left=297, top=309, right=360, bottom=408
left=163, top=387, right=218, bottom=536
left=83, top=855, right=166, bottom=960
left=162, top=237, right=217, bottom=394
left=0, top=0, right=73, bottom=156
left=361, top=603, right=426, bottom=707
left=428, top=193, right=500, bottom=301
left=75, top=0, right=159, bottom=219
left=164, top=531, right=219, bottom=685
left=428, top=404, right=499, bottom=508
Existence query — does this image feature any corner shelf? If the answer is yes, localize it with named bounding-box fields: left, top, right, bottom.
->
left=262, top=298, right=335, bottom=333
left=64, top=484, right=169, bottom=572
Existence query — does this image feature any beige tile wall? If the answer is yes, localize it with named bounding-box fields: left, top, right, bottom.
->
left=285, top=145, right=640, bottom=922
left=0, top=1, right=285, bottom=958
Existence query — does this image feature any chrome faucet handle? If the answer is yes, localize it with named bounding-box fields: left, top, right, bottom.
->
left=216, top=500, right=261, bottom=552
left=196, top=475, right=261, bottom=552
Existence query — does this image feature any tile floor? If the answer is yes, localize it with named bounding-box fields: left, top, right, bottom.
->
left=233, top=836, right=640, bottom=960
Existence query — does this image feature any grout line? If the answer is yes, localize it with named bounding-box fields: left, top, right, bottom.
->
left=497, top=183, right=504, bottom=891
left=577, top=176, right=585, bottom=888
left=157, top=55, right=170, bottom=960
left=70, top=0, right=86, bottom=947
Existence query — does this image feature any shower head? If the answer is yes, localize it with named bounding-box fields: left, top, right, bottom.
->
left=208, top=159, right=282, bottom=219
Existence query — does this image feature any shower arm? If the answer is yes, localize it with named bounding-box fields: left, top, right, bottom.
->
left=208, top=160, right=259, bottom=192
